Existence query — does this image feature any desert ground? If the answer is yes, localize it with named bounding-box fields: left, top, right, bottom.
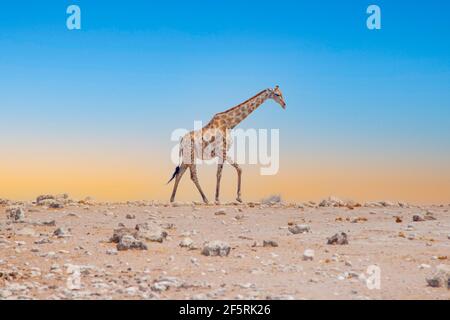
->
left=0, top=195, right=449, bottom=300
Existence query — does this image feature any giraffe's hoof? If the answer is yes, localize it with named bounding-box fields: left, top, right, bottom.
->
left=215, top=200, right=221, bottom=205
left=203, top=199, right=210, bottom=204
left=236, top=198, right=243, bottom=203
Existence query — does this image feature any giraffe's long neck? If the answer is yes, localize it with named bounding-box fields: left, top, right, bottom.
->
left=225, top=89, right=271, bottom=129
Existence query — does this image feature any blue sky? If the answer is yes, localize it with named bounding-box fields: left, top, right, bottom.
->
left=0, top=1, right=449, bottom=201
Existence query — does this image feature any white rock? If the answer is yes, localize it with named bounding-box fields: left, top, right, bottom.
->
left=106, top=248, right=118, bottom=255
left=261, top=195, right=282, bottom=205
left=426, top=264, right=450, bottom=288
left=237, top=283, right=255, bottom=289
left=201, top=241, right=231, bottom=257
left=179, top=237, right=194, bottom=248
left=288, top=224, right=310, bottom=234
left=303, top=249, right=315, bottom=261
left=125, top=287, right=138, bottom=295
left=117, top=235, right=147, bottom=251
left=135, top=223, right=167, bottom=243
left=0, top=289, right=13, bottom=298
left=151, top=277, right=182, bottom=292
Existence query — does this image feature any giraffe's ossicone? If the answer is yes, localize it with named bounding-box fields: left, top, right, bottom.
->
left=168, top=86, right=286, bottom=204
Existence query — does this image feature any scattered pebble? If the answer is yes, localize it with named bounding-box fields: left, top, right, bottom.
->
left=263, top=240, right=279, bottom=248
left=179, top=237, right=194, bottom=248
left=151, top=277, right=182, bottom=291
left=303, top=249, right=314, bottom=261
left=53, top=227, right=71, bottom=238
left=327, top=232, right=348, bottom=245
left=214, top=209, right=227, bottom=216
left=288, top=224, right=310, bottom=234
left=106, top=248, right=118, bottom=255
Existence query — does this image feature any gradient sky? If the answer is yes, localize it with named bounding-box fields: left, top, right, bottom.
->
left=1, top=0, right=449, bottom=203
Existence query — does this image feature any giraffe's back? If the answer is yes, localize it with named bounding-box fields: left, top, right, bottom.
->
left=180, top=128, right=232, bottom=163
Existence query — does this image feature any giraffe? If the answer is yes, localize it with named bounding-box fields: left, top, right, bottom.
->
left=168, top=85, right=286, bottom=204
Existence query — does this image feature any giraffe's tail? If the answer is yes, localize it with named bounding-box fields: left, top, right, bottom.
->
left=167, top=137, right=184, bottom=184
left=167, top=166, right=180, bottom=184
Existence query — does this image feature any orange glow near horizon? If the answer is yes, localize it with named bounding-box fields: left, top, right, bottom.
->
left=1, top=148, right=449, bottom=204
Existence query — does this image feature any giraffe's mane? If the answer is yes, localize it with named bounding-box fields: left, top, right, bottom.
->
left=215, top=89, right=269, bottom=115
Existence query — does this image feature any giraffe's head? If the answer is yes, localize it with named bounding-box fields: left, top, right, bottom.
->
left=270, top=85, right=286, bottom=109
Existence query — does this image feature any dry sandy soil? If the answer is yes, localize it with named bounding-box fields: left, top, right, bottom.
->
left=0, top=196, right=449, bottom=300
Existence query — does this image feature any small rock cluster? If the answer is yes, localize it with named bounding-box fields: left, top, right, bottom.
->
left=110, top=223, right=167, bottom=251
left=201, top=241, right=231, bottom=257
left=319, top=196, right=361, bottom=208
left=261, top=195, right=282, bottom=205
left=6, top=207, right=26, bottom=222
left=36, top=194, right=70, bottom=209
left=426, top=265, right=450, bottom=288
left=117, top=235, right=148, bottom=251
left=413, top=211, right=436, bottom=222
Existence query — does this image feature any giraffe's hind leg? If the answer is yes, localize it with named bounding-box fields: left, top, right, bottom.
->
left=227, top=157, right=242, bottom=203
left=215, top=164, right=224, bottom=204
left=170, top=163, right=188, bottom=203
left=215, top=135, right=227, bottom=204
left=190, top=165, right=209, bottom=204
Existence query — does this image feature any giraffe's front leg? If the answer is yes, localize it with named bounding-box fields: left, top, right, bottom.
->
left=227, top=157, right=242, bottom=203
left=215, top=164, right=224, bottom=204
